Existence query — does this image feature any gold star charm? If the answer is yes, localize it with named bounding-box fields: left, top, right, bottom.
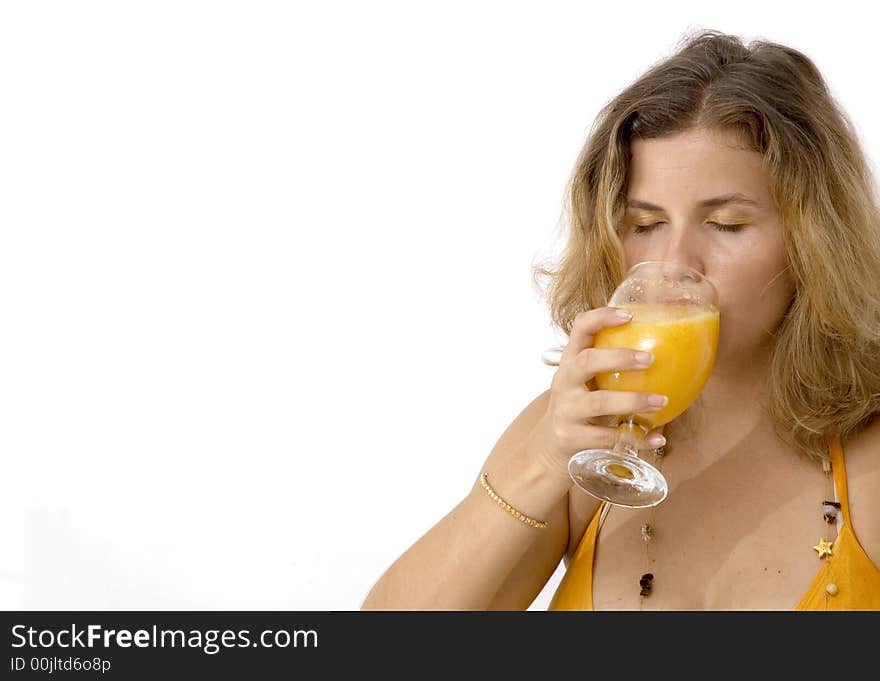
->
left=813, top=538, right=834, bottom=559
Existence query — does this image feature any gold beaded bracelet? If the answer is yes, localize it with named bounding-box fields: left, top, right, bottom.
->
left=479, top=473, right=547, bottom=529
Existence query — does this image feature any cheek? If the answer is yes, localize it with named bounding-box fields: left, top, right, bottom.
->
left=622, top=240, right=648, bottom=269
left=712, top=257, right=795, bottom=349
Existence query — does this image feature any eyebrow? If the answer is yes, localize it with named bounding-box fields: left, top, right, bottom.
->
left=626, top=193, right=760, bottom=210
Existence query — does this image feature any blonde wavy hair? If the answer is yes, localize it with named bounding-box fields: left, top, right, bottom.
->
left=532, top=29, right=880, bottom=461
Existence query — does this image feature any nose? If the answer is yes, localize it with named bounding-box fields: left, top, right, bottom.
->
left=651, top=224, right=706, bottom=278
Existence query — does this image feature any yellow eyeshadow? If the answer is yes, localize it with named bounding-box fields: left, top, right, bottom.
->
left=712, top=216, right=752, bottom=223
left=626, top=214, right=752, bottom=224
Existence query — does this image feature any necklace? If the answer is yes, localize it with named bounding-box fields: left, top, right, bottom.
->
left=632, top=447, right=839, bottom=609
left=815, top=456, right=841, bottom=603
left=638, top=445, right=665, bottom=610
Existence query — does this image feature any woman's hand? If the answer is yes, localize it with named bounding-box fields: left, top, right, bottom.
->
left=528, top=306, right=668, bottom=478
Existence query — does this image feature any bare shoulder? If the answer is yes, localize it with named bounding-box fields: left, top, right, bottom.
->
left=841, top=413, right=880, bottom=566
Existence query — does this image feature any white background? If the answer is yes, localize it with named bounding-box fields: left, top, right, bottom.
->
left=1, top=1, right=877, bottom=611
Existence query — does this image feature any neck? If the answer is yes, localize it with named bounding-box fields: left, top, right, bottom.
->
left=663, top=344, right=782, bottom=466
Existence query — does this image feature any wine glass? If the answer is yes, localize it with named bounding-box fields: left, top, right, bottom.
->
left=543, top=260, right=719, bottom=507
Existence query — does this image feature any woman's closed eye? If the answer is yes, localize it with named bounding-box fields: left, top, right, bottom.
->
left=631, top=221, right=746, bottom=234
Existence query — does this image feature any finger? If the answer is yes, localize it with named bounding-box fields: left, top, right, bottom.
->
left=561, top=307, right=633, bottom=366
left=574, top=389, right=669, bottom=421
left=564, top=423, right=622, bottom=452
left=641, top=428, right=667, bottom=450
left=563, top=424, right=662, bottom=455
left=571, top=346, right=654, bottom=384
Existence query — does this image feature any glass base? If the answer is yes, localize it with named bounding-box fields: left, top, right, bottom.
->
left=568, top=449, right=668, bottom=508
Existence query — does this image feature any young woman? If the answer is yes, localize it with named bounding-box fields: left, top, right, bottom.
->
left=361, top=29, right=880, bottom=610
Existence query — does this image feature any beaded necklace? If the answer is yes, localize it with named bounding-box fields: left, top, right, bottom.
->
left=607, top=447, right=842, bottom=609
left=638, top=445, right=665, bottom=609
left=816, top=457, right=842, bottom=601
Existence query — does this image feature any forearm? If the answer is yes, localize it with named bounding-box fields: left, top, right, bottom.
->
left=361, top=437, right=571, bottom=610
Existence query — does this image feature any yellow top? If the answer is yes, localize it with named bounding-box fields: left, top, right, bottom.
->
left=548, top=433, right=880, bottom=611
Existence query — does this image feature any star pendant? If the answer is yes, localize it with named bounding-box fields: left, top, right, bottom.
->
left=812, top=538, right=834, bottom=559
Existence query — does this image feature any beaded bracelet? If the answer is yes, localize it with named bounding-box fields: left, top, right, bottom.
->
left=479, top=473, right=548, bottom=529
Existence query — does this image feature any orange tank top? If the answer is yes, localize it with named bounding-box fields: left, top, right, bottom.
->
left=548, top=433, right=880, bottom=610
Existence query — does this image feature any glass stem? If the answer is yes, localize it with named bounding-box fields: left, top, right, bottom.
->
left=614, top=416, right=648, bottom=458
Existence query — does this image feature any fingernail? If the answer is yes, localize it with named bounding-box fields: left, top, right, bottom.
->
left=647, top=434, right=666, bottom=447
left=647, top=394, right=669, bottom=407
left=614, top=308, right=633, bottom=320
left=634, top=351, right=653, bottom=366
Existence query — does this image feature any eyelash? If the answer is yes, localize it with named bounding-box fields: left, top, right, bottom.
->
left=631, top=222, right=745, bottom=234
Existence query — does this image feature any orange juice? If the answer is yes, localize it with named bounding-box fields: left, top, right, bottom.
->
left=593, top=302, right=719, bottom=429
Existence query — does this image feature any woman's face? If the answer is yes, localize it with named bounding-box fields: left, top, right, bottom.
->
left=620, top=126, right=795, bottom=369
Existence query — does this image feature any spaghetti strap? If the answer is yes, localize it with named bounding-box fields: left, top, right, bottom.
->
left=825, top=432, right=852, bottom=527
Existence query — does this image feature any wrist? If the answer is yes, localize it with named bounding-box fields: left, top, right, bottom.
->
left=475, top=432, right=572, bottom=523
left=524, top=426, right=574, bottom=488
